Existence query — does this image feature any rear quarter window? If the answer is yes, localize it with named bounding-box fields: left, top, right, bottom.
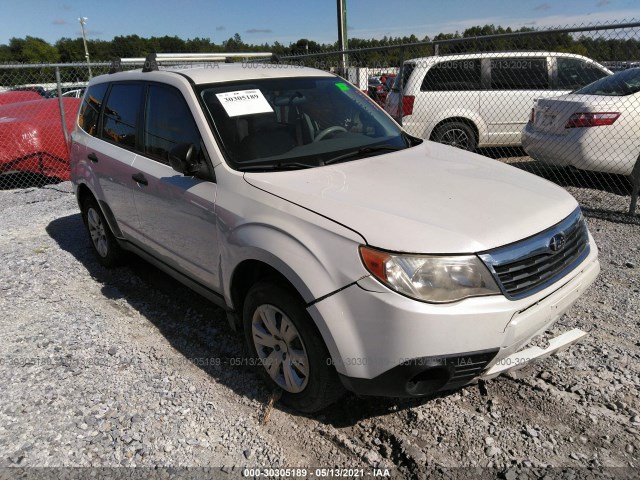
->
left=78, top=83, right=108, bottom=136
left=557, top=58, right=609, bottom=90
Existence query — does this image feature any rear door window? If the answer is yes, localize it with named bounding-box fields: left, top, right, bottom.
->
left=490, top=58, right=549, bottom=90
left=421, top=59, right=481, bottom=91
left=101, top=83, right=144, bottom=150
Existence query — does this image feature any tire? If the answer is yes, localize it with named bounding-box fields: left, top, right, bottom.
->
left=81, top=196, right=124, bottom=268
left=243, top=282, right=344, bottom=412
left=433, top=122, right=477, bottom=152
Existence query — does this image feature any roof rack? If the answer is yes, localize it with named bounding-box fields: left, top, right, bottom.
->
left=109, top=52, right=276, bottom=73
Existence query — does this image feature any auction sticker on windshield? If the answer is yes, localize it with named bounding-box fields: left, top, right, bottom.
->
left=215, top=89, right=273, bottom=117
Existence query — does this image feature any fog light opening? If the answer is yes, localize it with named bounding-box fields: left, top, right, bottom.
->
left=406, top=367, right=451, bottom=395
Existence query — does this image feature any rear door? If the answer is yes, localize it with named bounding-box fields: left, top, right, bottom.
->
left=84, top=82, right=144, bottom=236
left=130, top=82, right=220, bottom=290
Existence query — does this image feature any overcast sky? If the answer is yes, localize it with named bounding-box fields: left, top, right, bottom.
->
left=2, top=0, right=638, bottom=46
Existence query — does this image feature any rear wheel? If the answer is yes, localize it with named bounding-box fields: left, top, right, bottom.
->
left=81, top=196, right=124, bottom=267
left=433, top=122, right=477, bottom=151
left=243, top=282, right=343, bottom=412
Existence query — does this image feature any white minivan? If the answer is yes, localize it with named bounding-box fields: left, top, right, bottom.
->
left=385, top=52, right=612, bottom=151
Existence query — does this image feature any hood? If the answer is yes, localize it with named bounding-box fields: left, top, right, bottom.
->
left=244, top=142, right=578, bottom=253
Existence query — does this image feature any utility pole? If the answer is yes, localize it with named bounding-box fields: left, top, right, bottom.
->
left=337, top=0, right=348, bottom=75
left=79, top=17, right=93, bottom=79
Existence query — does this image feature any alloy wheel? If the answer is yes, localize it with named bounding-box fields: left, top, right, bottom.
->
left=440, top=128, right=472, bottom=149
left=87, top=207, right=109, bottom=258
left=251, top=304, right=310, bottom=393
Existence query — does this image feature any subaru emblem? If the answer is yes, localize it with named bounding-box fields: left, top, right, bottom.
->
left=549, top=233, right=566, bottom=252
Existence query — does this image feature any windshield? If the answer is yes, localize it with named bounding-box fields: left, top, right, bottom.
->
left=198, top=76, right=414, bottom=171
left=575, top=67, right=640, bottom=96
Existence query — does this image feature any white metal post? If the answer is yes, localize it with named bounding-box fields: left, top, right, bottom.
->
left=79, top=17, right=93, bottom=79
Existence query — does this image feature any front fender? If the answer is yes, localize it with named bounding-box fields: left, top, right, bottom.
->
left=221, top=220, right=366, bottom=308
left=220, top=219, right=371, bottom=372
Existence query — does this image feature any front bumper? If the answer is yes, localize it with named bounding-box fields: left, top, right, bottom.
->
left=337, top=328, right=588, bottom=398
left=338, top=348, right=499, bottom=397
left=481, top=328, right=587, bottom=379
left=307, top=241, right=599, bottom=397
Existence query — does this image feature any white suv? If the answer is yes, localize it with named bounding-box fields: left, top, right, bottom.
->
left=385, top=52, right=611, bottom=151
left=70, top=53, right=600, bottom=412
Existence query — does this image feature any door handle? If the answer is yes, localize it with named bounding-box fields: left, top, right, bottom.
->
left=87, top=152, right=98, bottom=163
left=131, top=173, right=148, bottom=186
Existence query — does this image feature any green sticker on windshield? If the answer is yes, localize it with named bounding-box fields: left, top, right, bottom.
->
left=335, top=82, right=350, bottom=91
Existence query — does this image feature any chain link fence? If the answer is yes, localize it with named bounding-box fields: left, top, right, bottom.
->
left=0, top=62, right=135, bottom=190
left=1, top=20, right=639, bottom=222
left=279, top=20, right=640, bottom=221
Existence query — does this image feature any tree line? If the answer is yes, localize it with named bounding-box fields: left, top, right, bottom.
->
left=1, top=25, right=639, bottom=70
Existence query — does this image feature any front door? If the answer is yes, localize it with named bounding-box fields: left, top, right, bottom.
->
left=130, top=83, right=220, bottom=291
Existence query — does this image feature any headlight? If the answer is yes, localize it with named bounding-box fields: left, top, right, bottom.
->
left=359, top=246, right=501, bottom=303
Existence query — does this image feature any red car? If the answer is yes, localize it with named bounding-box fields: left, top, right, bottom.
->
left=0, top=91, right=43, bottom=106
left=0, top=96, right=80, bottom=181
left=368, top=74, right=396, bottom=107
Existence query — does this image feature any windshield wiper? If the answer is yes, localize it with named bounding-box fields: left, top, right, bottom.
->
left=237, top=161, right=316, bottom=172
left=322, top=145, right=405, bottom=166
left=237, top=144, right=407, bottom=171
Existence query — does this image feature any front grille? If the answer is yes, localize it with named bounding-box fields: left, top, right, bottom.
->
left=479, top=208, right=590, bottom=300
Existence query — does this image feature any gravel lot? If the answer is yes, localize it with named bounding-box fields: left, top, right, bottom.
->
left=0, top=176, right=639, bottom=478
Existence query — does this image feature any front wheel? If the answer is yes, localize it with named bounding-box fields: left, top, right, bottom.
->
left=243, top=282, right=343, bottom=412
left=433, top=122, right=477, bottom=151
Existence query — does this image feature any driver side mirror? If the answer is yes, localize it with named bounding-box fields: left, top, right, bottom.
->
left=169, top=143, right=214, bottom=181
left=169, top=143, right=195, bottom=174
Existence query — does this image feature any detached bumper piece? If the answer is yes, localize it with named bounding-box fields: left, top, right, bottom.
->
left=339, top=349, right=499, bottom=398
left=339, top=329, right=587, bottom=397
left=481, top=328, right=587, bottom=379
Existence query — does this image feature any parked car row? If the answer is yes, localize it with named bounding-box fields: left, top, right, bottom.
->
left=385, top=51, right=640, bottom=179
left=384, top=51, right=613, bottom=150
